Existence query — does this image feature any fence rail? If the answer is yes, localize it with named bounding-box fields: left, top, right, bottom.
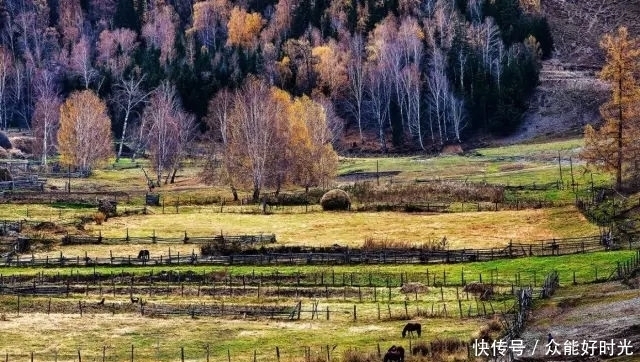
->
left=1, top=235, right=624, bottom=268
left=60, top=233, right=277, bottom=246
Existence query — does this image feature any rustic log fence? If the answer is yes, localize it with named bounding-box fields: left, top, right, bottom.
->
left=611, top=249, right=640, bottom=280
left=1, top=234, right=624, bottom=268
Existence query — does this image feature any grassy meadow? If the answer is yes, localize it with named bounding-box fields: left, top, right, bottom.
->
left=1, top=137, right=635, bottom=362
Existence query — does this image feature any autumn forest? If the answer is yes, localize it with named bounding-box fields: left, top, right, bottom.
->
left=0, top=0, right=553, bottom=198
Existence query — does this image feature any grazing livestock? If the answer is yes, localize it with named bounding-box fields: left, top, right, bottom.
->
left=402, top=323, right=421, bottom=338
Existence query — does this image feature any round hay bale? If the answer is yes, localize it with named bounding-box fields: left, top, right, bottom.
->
left=9, top=136, right=36, bottom=155
left=0, top=131, right=11, bottom=149
left=320, top=189, right=351, bottom=211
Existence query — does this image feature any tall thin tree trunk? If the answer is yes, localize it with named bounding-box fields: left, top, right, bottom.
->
left=252, top=185, right=260, bottom=202
left=617, top=75, right=623, bottom=190
left=116, top=109, right=131, bottom=162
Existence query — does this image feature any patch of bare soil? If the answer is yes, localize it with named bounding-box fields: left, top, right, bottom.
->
left=498, top=60, right=609, bottom=144
left=541, top=0, right=640, bottom=68
left=519, top=282, right=640, bottom=361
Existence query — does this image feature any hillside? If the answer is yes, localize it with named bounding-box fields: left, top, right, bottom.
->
left=541, top=0, right=640, bottom=67
left=507, top=0, right=640, bottom=143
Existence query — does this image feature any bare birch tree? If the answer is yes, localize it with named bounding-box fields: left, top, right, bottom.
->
left=114, top=76, right=151, bottom=162
left=225, top=76, right=280, bottom=201
left=366, top=62, right=391, bottom=152
left=70, top=35, right=98, bottom=89
left=0, top=46, right=12, bottom=129
left=206, top=88, right=233, bottom=146
left=142, top=82, right=192, bottom=185
left=427, top=47, right=449, bottom=145
left=32, top=69, right=60, bottom=166
left=346, top=33, right=366, bottom=141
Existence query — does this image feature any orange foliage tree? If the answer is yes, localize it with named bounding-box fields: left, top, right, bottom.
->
left=57, top=90, right=113, bottom=173
left=212, top=78, right=338, bottom=201
left=226, top=6, right=263, bottom=49
left=582, top=27, right=640, bottom=190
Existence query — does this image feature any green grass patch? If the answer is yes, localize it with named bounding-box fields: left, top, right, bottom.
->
left=3, top=250, right=635, bottom=286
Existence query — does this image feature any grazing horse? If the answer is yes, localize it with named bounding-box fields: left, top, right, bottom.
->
left=137, top=249, right=150, bottom=260
left=383, top=346, right=404, bottom=362
left=402, top=323, right=421, bottom=338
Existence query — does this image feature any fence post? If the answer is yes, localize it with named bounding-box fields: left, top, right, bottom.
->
left=353, top=305, right=357, bottom=321
left=77, top=349, right=81, bottom=362
left=181, top=347, right=185, bottom=362
left=227, top=349, right=231, bottom=362
left=131, top=344, right=134, bottom=362
left=276, top=347, right=280, bottom=362
left=103, top=346, right=106, bottom=362
left=206, top=344, right=210, bottom=362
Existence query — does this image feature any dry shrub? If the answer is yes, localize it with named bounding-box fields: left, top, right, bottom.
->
left=344, top=180, right=504, bottom=204
left=320, top=189, right=351, bottom=211
left=401, top=282, right=428, bottom=294
left=487, top=318, right=503, bottom=333
left=0, top=313, right=7, bottom=321
left=362, top=237, right=447, bottom=251
left=9, top=136, right=35, bottom=155
left=0, top=147, right=8, bottom=159
left=464, top=282, right=494, bottom=300
left=342, top=349, right=377, bottom=362
left=477, top=327, right=493, bottom=343
left=8, top=148, right=27, bottom=159
left=362, top=237, right=412, bottom=250
left=440, top=143, right=463, bottom=155
left=93, top=212, right=106, bottom=225
left=411, top=341, right=429, bottom=356
left=498, top=163, right=526, bottom=172
left=430, top=338, right=466, bottom=355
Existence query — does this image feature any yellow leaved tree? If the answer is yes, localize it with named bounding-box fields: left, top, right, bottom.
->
left=57, top=90, right=113, bottom=173
left=582, top=27, right=640, bottom=190
left=226, top=6, right=263, bottom=49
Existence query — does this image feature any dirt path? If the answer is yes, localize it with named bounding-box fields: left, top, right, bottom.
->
left=518, top=281, right=640, bottom=361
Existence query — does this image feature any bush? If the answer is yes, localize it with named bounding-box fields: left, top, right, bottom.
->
left=342, top=349, right=376, bottom=362
left=8, top=136, right=35, bottom=155
left=320, top=189, right=351, bottom=211
left=0, top=131, right=10, bottom=149
left=93, top=212, right=106, bottom=225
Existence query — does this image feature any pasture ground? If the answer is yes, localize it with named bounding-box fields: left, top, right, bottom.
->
left=1, top=137, right=635, bottom=362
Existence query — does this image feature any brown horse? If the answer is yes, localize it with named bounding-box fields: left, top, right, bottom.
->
left=402, top=323, right=421, bottom=338
left=383, top=346, right=404, bottom=362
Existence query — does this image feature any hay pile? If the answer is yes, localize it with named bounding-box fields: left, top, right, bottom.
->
left=9, top=136, right=35, bottom=155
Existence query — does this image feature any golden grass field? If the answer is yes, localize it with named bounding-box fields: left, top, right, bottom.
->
left=17, top=205, right=599, bottom=258
left=87, top=206, right=597, bottom=245
left=0, top=311, right=485, bottom=362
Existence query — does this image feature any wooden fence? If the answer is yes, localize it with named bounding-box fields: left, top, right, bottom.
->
left=0, top=177, right=46, bottom=192
left=0, top=235, right=622, bottom=268
left=0, top=190, right=131, bottom=204
left=611, top=249, right=640, bottom=280
left=60, top=233, right=277, bottom=246
left=496, top=270, right=559, bottom=361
